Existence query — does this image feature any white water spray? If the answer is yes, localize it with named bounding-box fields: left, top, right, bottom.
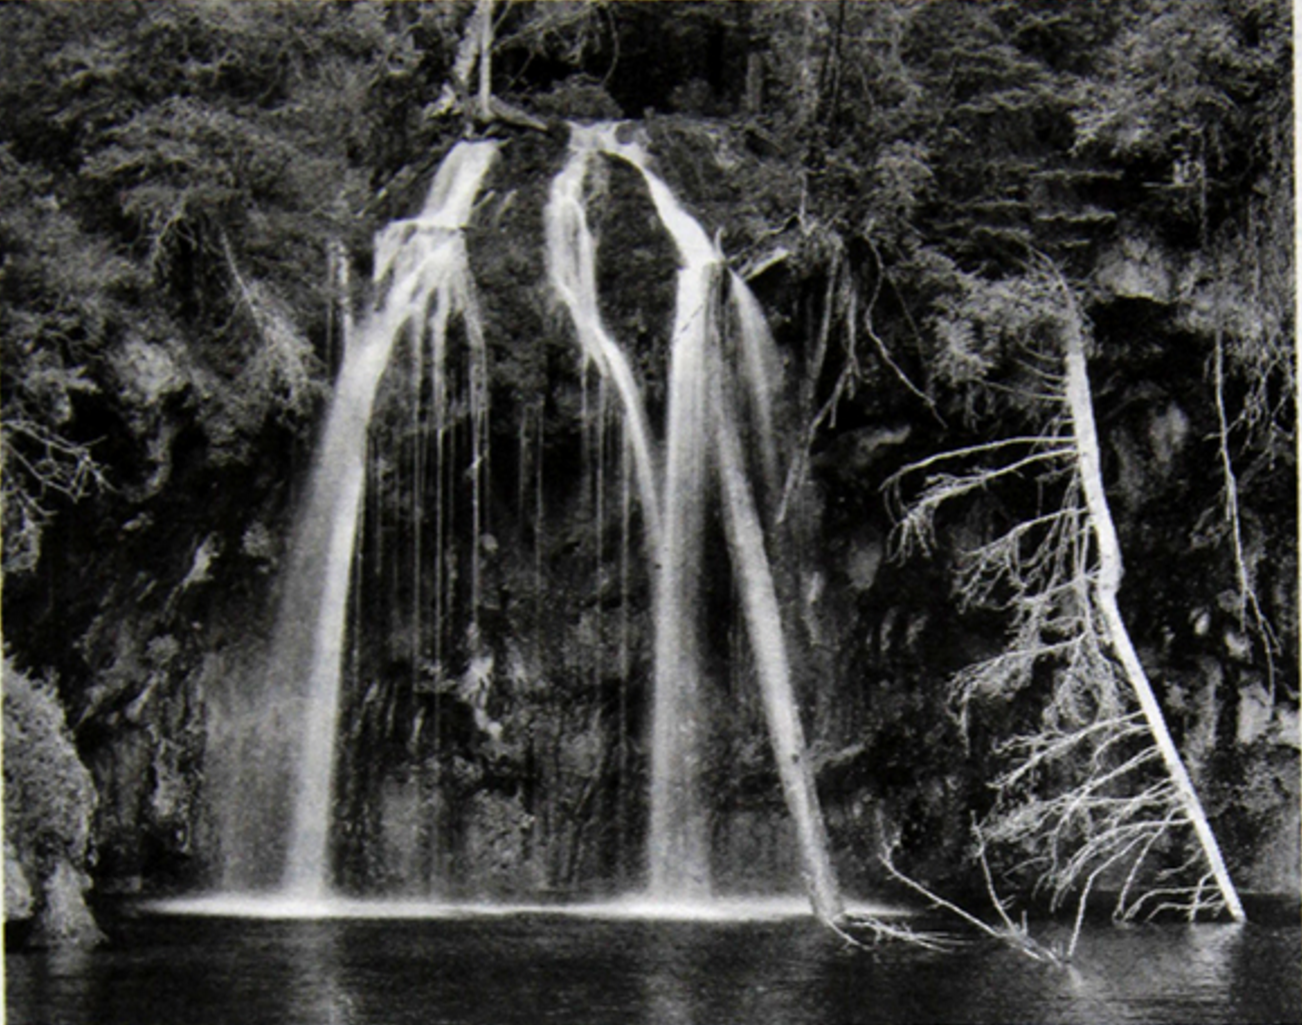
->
left=271, top=141, right=499, bottom=898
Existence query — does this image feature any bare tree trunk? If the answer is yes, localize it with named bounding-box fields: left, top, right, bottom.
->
left=431, top=0, right=496, bottom=124
left=1211, top=326, right=1277, bottom=697
left=1061, top=317, right=1246, bottom=923
left=451, top=1, right=486, bottom=99
left=745, top=53, right=764, bottom=116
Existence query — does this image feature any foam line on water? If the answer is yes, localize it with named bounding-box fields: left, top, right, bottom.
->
left=141, top=893, right=911, bottom=922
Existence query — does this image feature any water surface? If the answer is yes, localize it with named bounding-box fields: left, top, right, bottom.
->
left=7, top=907, right=1299, bottom=1024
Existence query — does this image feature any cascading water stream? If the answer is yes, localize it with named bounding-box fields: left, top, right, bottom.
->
left=705, top=339, right=842, bottom=922
left=545, top=126, right=663, bottom=553
left=270, top=141, right=499, bottom=899
left=544, top=122, right=840, bottom=916
left=648, top=257, right=713, bottom=897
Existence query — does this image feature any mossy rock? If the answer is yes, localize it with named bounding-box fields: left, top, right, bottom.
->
left=3, top=659, right=104, bottom=946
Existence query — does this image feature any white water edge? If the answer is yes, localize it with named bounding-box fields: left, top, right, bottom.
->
left=144, top=893, right=911, bottom=923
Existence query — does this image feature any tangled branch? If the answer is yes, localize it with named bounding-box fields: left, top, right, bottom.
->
left=2, top=415, right=110, bottom=509
left=2, top=415, right=112, bottom=573
left=880, top=838, right=1065, bottom=965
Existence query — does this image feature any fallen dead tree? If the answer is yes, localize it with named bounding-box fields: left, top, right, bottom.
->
left=883, top=256, right=1244, bottom=959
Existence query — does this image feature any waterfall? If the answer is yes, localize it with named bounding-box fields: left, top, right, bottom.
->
left=544, top=122, right=841, bottom=916
left=706, top=335, right=842, bottom=922
left=617, top=422, right=632, bottom=882
left=220, top=121, right=838, bottom=914
left=268, top=141, right=499, bottom=898
left=649, top=257, right=714, bottom=897
left=545, top=126, right=663, bottom=553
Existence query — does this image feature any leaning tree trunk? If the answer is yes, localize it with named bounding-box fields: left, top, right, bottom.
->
left=1061, top=315, right=1246, bottom=923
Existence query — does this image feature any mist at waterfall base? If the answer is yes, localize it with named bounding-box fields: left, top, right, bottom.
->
left=9, top=910, right=1300, bottom=1025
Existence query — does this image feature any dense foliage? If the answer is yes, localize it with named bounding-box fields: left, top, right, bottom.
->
left=1, top=0, right=1293, bottom=915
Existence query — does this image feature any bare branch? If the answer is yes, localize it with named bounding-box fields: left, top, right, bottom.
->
left=830, top=911, right=957, bottom=953
left=1212, top=328, right=1279, bottom=699
left=3, top=416, right=111, bottom=505
left=864, top=238, right=946, bottom=427
left=887, top=435, right=1069, bottom=489
left=880, top=842, right=1065, bottom=965
left=889, top=449, right=1073, bottom=560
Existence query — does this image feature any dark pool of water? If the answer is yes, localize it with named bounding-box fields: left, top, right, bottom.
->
left=7, top=908, right=1300, bottom=1024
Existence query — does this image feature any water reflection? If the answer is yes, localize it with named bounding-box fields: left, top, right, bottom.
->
left=290, top=922, right=355, bottom=1025
left=640, top=925, right=699, bottom=1025
left=1053, top=922, right=1243, bottom=1023
left=25, top=945, right=99, bottom=1024
left=640, top=922, right=822, bottom=1025
left=6, top=911, right=1298, bottom=1025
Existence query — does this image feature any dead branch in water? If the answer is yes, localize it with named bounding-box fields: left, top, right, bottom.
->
left=880, top=841, right=1066, bottom=965
left=825, top=906, right=958, bottom=954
